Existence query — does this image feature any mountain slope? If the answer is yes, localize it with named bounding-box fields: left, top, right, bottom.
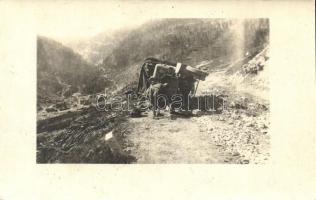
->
left=96, top=19, right=269, bottom=87
left=64, top=29, right=131, bottom=65
left=37, top=36, right=113, bottom=106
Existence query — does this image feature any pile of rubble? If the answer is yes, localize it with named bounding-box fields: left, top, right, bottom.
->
left=36, top=106, right=133, bottom=163
left=242, top=47, right=269, bottom=74
left=193, top=102, right=270, bottom=164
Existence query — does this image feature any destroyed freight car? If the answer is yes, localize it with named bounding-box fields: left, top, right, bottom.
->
left=135, top=58, right=224, bottom=117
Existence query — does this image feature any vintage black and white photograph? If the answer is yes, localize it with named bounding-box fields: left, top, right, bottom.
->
left=36, top=18, right=270, bottom=164
left=1, top=0, right=316, bottom=199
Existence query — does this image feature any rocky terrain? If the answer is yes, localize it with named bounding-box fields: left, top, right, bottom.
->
left=37, top=19, right=270, bottom=164
left=37, top=96, right=135, bottom=163
left=119, top=47, right=270, bottom=164
left=193, top=47, right=270, bottom=163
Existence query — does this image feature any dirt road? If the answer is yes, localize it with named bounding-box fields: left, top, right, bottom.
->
left=123, top=111, right=236, bottom=164
left=121, top=104, right=269, bottom=164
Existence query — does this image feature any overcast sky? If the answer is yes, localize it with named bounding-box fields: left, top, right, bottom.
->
left=33, top=1, right=235, bottom=43
left=29, top=1, right=268, bottom=43
left=35, top=1, right=155, bottom=42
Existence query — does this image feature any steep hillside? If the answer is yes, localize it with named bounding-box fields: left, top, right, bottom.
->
left=197, top=46, right=270, bottom=103
left=37, top=36, right=113, bottom=107
left=98, top=19, right=269, bottom=87
left=64, top=29, right=131, bottom=65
